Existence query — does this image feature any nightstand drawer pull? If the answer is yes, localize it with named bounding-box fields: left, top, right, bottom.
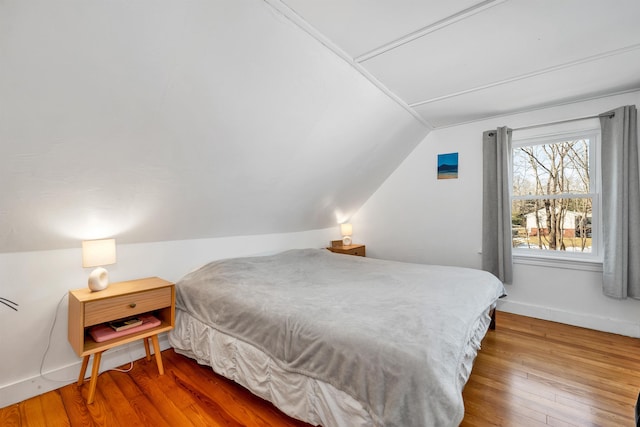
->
left=129, top=303, right=136, bottom=308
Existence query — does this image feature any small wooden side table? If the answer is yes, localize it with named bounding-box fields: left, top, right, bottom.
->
left=326, top=242, right=366, bottom=257
left=68, top=277, right=175, bottom=404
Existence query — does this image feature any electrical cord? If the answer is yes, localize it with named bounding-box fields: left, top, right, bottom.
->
left=110, top=358, right=135, bottom=373
left=0, top=297, right=19, bottom=311
left=40, top=292, right=76, bottom=382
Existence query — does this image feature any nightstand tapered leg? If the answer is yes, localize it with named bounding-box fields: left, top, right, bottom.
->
left=143, top=337, right=151, bottom=361
left=150, top=334, right=164, bottom=375
left=86, top=351, right=103, bottom=404
left=78, top=355, right=90, bottom=386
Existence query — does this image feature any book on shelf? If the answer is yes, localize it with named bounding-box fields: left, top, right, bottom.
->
left=89, top=314, right=162, bottom=343
left=109, top=316, right=143, bottom=331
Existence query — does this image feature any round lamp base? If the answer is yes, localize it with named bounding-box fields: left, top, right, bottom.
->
left=88, top=267, right=110, bottom=292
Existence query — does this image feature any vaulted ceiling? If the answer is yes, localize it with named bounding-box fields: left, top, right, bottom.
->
left=0, top=0, right=428, bottom=252
left=276, top=0, right=640, bottom=128
left=1, top=0, right=639, bottom=253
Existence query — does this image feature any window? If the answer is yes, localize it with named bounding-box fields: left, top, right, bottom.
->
left=511, top=130, right=600, bottom=261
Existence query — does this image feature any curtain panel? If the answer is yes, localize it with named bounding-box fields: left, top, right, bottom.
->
left=482, top=127, right=513, bottom=284
left=600, top=105, right=640, bottom=299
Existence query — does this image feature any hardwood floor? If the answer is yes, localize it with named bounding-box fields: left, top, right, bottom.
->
left=2, top=312, right=639, bottom=426
left=461, top=312, right=640, bottom=427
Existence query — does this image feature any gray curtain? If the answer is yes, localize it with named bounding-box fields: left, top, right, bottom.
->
left=600, top=105, right=640, bottom=299
left=482, top=127, right=513, bottom=284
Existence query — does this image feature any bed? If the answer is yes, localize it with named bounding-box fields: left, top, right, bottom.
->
left=169, top=248, right=506, bottom=427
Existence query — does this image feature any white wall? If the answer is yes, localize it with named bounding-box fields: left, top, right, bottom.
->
left=0, top=228, right=336, bottom=407
left=353, top=91, right=640, bottom=337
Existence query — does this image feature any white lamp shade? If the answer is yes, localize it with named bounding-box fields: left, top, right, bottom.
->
left=340, top=223, right=353, bottom=236
left=82, top=239, right=116, bottom=268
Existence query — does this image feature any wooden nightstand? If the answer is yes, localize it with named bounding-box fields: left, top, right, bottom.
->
left=326, top=242, right=366, bottom=257
left=68, top=277, right=175, bottom=404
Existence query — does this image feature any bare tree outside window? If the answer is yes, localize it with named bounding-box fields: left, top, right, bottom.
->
left=511, top=135, right=595, bottom=254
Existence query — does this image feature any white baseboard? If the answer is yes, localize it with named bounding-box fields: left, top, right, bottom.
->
left=498, top=300, right=640, bottom=338
left=0, top=334, right=171, bottom=408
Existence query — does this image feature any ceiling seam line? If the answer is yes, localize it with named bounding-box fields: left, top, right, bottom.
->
left=261, top=0, right=433, bottom=130
left=354, top=0, right=509, bottom=63
left=430, top=87, right=640, bottom=130
left=409, top=42, right=640, bottom=108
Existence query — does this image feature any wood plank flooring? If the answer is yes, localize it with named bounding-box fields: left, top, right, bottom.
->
left=2, top=312, right=640, bottom=426
left=461, top=312, right=640, bottom=426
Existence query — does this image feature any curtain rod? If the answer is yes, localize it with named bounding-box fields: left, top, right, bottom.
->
left=513, top=112, right=615, bottom=132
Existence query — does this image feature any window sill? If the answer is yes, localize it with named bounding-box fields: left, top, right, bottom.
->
left=513, top=253, right=603, bottom=272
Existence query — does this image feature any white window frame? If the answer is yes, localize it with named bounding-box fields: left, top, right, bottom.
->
left=511, top=128, right=603, bottom=270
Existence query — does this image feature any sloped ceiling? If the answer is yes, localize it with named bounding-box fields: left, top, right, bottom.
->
left=0, top=0, right=429, bottom=252
left=279, top=0, right=640, bottom=128
left=2, top=0, right=640, bottom=254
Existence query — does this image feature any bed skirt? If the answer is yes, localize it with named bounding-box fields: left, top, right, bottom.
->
left=169, top=306, right=494, bottom=427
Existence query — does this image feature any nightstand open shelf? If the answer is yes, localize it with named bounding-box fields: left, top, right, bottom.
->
left=68, top=277, right=175, bottom=404
left=81, top=315, right=174, bottom=354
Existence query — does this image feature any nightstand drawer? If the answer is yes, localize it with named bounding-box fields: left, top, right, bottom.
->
left=84, top=287, right=172, bottom=327
left=346, top=247, right=365, bottom=256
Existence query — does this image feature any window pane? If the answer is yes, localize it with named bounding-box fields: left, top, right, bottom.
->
left=512, top=139, right=590, bottom=197
left=512, top=198, right=592, bottom=253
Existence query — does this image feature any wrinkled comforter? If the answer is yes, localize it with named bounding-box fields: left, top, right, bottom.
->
left=171, top=248, right=505, bottom=427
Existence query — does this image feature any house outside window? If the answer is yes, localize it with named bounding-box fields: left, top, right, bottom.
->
left=511, top=129, right=601, bottom=264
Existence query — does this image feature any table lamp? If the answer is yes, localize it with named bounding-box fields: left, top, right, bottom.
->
left=82, top=238, right=117, bottom=292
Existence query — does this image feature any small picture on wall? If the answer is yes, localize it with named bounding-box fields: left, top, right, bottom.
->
left=437, top=152, right=458, bottom=179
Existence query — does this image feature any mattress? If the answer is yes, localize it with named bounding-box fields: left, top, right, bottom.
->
left=169, top=249, right=506, bottom=427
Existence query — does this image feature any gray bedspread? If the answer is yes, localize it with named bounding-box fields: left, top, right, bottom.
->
left=172, top=248, right=505, bottom=427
